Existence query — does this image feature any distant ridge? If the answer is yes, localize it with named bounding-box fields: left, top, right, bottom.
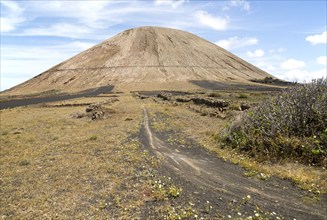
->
left=5, top=26, right=274, bottom=95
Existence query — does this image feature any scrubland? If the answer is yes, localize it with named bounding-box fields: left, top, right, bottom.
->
left=1, top=82, right=326, bottom=219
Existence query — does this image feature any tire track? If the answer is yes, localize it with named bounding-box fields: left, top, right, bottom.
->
left=142, top=107, right=327, bottom=219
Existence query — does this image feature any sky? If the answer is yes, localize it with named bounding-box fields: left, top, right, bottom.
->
left=1, top=0, right=326, bottom=91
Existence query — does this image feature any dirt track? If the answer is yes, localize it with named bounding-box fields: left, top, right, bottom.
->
left=141, top=107, right=326, bottom=219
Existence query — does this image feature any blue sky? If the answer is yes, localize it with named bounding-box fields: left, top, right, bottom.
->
left=1, top=0, right=326, bottom=91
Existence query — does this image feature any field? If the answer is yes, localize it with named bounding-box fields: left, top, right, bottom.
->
left=0, top=90, right=326, bottom=219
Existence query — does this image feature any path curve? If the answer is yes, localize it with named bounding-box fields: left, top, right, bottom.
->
left=142, top=107, right=326, bottom=219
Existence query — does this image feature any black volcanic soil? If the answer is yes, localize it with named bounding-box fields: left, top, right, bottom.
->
left=190, top=80, right=284, bottom=91
left=139, top=108, right=327, bottom=219
left=0, top=86, right=114, bottom=109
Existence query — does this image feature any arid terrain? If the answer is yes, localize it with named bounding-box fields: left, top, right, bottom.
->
left=1, top=26, right=326, bottom=219
left=3, top=26, right=274, bottom=96
left=1, top=87, right=326, bottom=219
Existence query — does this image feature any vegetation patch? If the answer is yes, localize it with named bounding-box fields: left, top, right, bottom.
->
left=250, top=76, right=295, bottom=86
left=237, top=93, right=248, bottom=99
left=141, top=92, right=327, bottom=195
left=223, top=78, right=327, bottom=166
left=208, top=92, right=222, bottom=98
left=89, top=135, right=98, bottom=141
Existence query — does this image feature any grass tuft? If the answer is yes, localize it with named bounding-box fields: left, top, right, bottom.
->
left=208, top=92, right=222, bottom=98
left=237, top=93, right=248, bottom=99
left=19, top=160, right=31, bottom=166
left=89, top=135, right=98, bottom=141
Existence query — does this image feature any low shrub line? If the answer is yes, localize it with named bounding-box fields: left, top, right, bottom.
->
left=223, top=78, right=327, bottom=166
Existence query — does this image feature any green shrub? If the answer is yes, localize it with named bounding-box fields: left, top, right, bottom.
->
left=237, top=93, right=248, bottom=99
left=208, top=92, right=221, bottom=98
left=224, top=78, right=327, bottom=166
left=89, top=135, right=98, bottom=141
left=19, top=160, right=31, bottom=166
left=250, top=76, right=295, bottom=85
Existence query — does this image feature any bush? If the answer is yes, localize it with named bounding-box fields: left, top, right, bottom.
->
left=208, top=92, right=222, bottom=98
left=224, top=78, right=327, bottom=166
left=250, top=76, right=295, bottom=85
left=89, top=135, right=98, bottom=141
left=237, top=93, right=248, bottom=99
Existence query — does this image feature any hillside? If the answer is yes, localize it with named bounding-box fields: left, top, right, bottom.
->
left=5, top=26, right=274, bottom=95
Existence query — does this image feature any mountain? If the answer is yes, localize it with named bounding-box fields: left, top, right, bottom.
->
left=5, top=26, right=273, bottom=95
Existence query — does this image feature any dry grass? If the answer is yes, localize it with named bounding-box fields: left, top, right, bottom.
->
left=0, top=95, right=161, bottom=219
left=0, top=94, right=222, bottom=219
left=1, top=92, right=325, bottom=219
left=42, top=95, right=118, bottom=106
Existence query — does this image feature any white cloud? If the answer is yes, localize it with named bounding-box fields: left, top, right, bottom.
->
left=25, top=1, right=122, bottom=29
left=241, top=52, right=283, bottom=76
left=305, top=31, right=327, bottom=45
left=316, top=56, right=327, bottom=66
left=22, top=23, right=93, bottom=39
left=194, top=10, right=228, bottom=31
left=0, top=17, right=17, bottom=32
left=2, top=41, right=95, bottom=63
left=280, top=68, right=327, bottom=82
left=1, top=1, right=23, bottom=13
left=229, top=0, right=250, bottom=11
left=0, top=1, right=248, bottom=39
left=280, top=59, right=306, bottom=70
left=1, top=41, right=95, bottom=91
left=243, top=52, right=325, bottom=83
left=276, top=58, right=325, bottom=82
left=266, top=65, right=276, bottom=71
left=246, top=49, right=265, bottom=58
left=0, top=1, right=26, bottom=32
left=155, top=0, right=187, bottom=9
left=268, top=47, right=285, bottom=54
left=216, top=36, right=258, bottom=49
left=2, top=1, right=196, bottom=39
left=278, top=48, right=286, bottom=53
